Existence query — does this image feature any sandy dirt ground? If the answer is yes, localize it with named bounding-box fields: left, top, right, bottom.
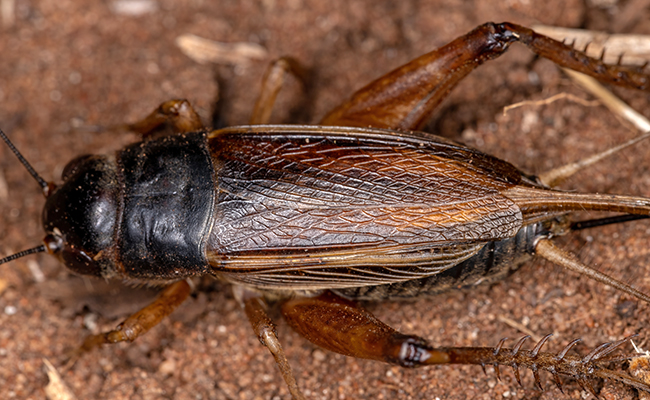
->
left=1, top=0, right=650, bottom=399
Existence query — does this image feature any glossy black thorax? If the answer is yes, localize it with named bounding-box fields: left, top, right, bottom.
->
left=116, top=131, right=215, bottom=280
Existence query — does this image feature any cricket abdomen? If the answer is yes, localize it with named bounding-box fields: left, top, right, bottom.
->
left=333, top=222, right=548, bottom=300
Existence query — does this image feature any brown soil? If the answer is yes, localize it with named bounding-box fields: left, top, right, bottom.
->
left=1, top=1, right=650, bottom=399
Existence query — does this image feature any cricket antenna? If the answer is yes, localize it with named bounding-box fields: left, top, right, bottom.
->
left=0, top=245, right=47, bottom=265
left=0, top=128, right=53, bottom=196
left=1, top=127, right=53, bottom=265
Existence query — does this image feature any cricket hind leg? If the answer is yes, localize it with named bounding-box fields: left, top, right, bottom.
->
left=320, top=22, right=650, bottom=131
left=281, top=291, right=438, bottom=367
left=281, top=291, right=650, bottom=393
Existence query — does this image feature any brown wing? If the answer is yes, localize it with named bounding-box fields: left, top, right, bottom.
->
left=204, top=125, right=532, bottom=289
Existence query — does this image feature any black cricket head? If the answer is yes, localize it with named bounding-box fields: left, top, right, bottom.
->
left=1, top=128, right=119, bottom=277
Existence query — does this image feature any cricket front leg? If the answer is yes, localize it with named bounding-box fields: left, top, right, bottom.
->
left=281, top=291, right=650, bottom=394
left=321, top=22, right=650, bottom=131
left=68, top=279, right=192, bottom=362
left=126, top=99, right=205, bottom=138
